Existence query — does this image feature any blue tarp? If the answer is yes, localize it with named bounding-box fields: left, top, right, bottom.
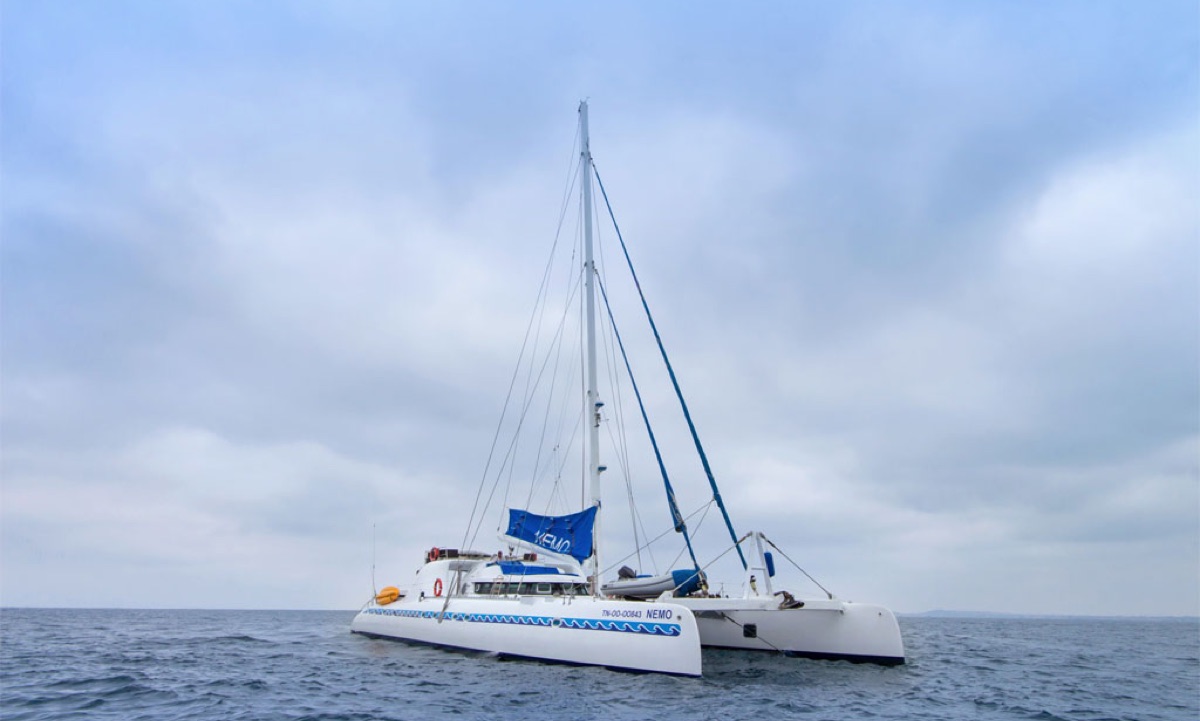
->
left=505, top=506, right=597, bottom=563
left=671, top=569, right=705, bottom=596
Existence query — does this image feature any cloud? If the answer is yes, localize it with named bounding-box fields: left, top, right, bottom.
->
left=1, top=1, right=1196, bottom=615
left=1, top=424, right=472, bottom=608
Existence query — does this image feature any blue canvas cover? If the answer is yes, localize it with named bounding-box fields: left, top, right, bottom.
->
left=505, top=507, right=597, bottom=563
left=671, top=568, right=705, bottom=596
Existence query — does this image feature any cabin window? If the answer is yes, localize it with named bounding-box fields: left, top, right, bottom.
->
left=473, top=580, right=588, bottom=596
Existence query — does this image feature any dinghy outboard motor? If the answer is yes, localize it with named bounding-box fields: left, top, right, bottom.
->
left=618, top=566, right=638, bottom=580
left=775, top=590, right=805, bottom=610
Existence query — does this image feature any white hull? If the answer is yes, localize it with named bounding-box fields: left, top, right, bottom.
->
left=351, top=594, right=702, bottom=676
left=673, top=596, right=905, bottom=665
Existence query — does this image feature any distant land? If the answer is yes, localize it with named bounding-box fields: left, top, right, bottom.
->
left=904, top=610, right=1199, bottom=621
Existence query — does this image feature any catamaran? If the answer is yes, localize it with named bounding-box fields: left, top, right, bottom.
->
left=352, top=99, right=904, bottom=672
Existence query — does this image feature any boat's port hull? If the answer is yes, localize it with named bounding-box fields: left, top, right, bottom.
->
left=675, top=597, right=905, bottom=665
left=350, top=594, right=702, bottom=676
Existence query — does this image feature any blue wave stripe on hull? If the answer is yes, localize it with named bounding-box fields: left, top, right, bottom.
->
left=364, top=607, right=680, bottom=636
left=560, top=617, right=681, bottom=636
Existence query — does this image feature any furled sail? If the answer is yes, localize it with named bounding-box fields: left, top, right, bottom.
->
left=502, top=507, right=597, bottom=563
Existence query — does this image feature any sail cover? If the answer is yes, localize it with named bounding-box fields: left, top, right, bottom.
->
left=504, top=507, right=597, bottom=563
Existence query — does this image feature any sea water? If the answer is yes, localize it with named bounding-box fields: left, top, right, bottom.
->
left=1, top=609, right=1196, bottom=720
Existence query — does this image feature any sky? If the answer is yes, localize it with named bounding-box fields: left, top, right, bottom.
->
left=2, top=1, right=1197, bottom=616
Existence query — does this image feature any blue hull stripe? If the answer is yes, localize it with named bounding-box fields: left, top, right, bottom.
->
left=364, top=607, right=680, bottom=637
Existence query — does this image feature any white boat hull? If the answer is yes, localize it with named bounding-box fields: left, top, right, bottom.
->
left=351, top=594, right=702, bottom=676
left=674, top=596, right=905, bottom=665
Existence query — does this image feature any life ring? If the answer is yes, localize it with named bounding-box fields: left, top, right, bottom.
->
left=429, top=547, right=440, bottom=562
left=433, top=578, right=444, bottom=597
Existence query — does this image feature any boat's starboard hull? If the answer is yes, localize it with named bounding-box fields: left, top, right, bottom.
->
left=676, top=597, right=905, bottom=665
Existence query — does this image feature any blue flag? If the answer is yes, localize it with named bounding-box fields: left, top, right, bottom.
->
left=505, top=507, right=597, bottom=563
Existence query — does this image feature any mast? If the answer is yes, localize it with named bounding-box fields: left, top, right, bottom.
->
left=580, top=101, right=603, bottom=595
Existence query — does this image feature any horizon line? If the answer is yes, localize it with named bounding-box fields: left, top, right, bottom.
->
left=2, top=606, right=1197, bottom=620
